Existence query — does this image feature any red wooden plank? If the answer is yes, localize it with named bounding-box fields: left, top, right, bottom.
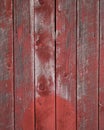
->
left=77, top=0, right=99, bottom=129
left=34, top=0, right=55, bottom=129
left=56, top=0, right=76, bottom=129
left=14, top=0, right=35, bottom=129
left=0, top=0, right=14, bottom=129
left=99, top=0, right=104, bottom=129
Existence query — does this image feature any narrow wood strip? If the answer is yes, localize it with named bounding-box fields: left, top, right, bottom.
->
left=77, top=0, right=99, bottom=129
left=0, top=0, right=14, bottom=129
left=56, top=0, right=77, bottom=129
left=14, top=0, right=34, bottom=129
left=99, top=0, right=104, bottom=129
left=34, top=0, right=55, bottom=129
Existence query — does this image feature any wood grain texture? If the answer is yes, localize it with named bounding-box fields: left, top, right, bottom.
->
left=34, top=0, right=55, bottom=129
left=77, top=0, right=99, bottom=129
left=99, top=0, right=104, bottom=129
left=0, top=0, right=14, bottom=129
left=14, top=0, right=34, bottom=129
left=56, top=0, right=76, bottom=129
left=0, top=0, right=103, bottom=129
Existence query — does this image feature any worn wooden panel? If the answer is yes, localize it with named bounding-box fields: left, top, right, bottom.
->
left=99, top=0, right=104, bottom=129
left=14, top=0, right=34, bottom=129
left=34, top=0, right=55, bottom=129
left=77, top=0, right=99, bottom=129
left=56, top=0, right=76, bottom=130
left=0, top=0, right=14, bottom=129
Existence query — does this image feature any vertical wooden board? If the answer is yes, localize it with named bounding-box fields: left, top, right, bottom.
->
left=0, top=0, right=14, bottom=129
left=99, top=0, right=104, bottom=129
left=56, top=0, right=76, bottom=130
left=14, top=0, right=34, bottom=129
left=77, top=0, right=99, bottom=129
left=34, top=0, right=55, bottom=129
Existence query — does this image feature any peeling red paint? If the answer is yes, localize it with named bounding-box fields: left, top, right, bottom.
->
left=56, top=0, right=76, bottom=129
left=35, top=0, right=53, bottom=24
left=35, top=32, right=53, bottom=63
left=14, top=0, right=34, bottom=129
left=37, top=75, right=53, bottom=96
left=0, top=0, right=103, bottom=129
left=35, top=0, right=55, bottom=129
left=56, top=0, right=76, bottom=90
left=77, top=0, right=99, bottom=129
left=0, top=0, right=14, bottom=129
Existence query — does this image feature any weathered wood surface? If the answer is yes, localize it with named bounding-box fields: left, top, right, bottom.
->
left=0, top=0, right=14, bottom=129
left=34, top=0, right=55, bottom=129
left=77, top=0, right=99, bottom=129
left=56, top=0, right=76, bottom=129
left=1, top=0, right=104, bottom=129
left=99, top=0, right=104, bottom=130
left=14, top=0, right=34, bottom=129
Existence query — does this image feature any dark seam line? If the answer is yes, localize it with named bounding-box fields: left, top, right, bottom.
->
left=54, top=0, right=57, bottom=130
left=76, top=0, right=78, bottom=130
left=98, top=0, right=100, bottom=130
left=34, top=2, right=36, bottom=130
left=12, top=0, right=15, bottom=129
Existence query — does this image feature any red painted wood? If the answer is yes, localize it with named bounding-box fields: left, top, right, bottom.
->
left=77, top=0, right=99, bottom=129
left=14, top=0, right=34, bottom=129
left=0, top=0, right=14, bottom=129
left=56, top=0, right=76, bottom=129
left=0, top=0, right=103, bottom=129
left=99, top=0, right=104, bottom=129
left=34, top=0, right=55, bottom=130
